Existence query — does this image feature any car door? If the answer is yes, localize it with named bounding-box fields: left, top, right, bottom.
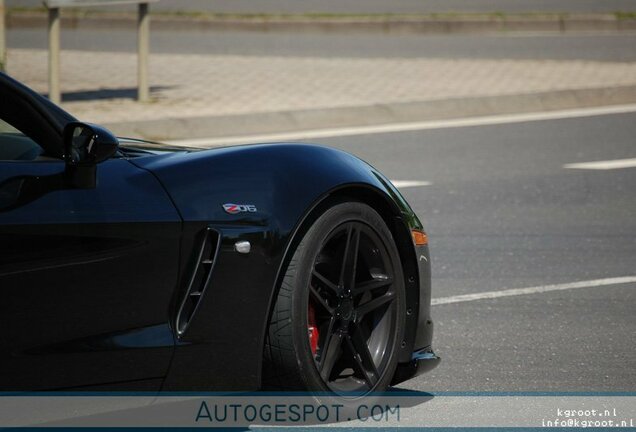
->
left=0, top=118, right=181, bottom=391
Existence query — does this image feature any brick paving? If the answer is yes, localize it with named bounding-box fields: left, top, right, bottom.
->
left=7, top=48, right=636, bottom=125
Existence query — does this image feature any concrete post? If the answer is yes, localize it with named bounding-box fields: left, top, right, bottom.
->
left=48, top=7, right=61, bottom=104
left=0, top=0, right=6, bottom=73
left=137, top=2, right=149, bottom=102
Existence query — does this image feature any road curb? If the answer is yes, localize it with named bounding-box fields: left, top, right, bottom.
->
left=7, top=11, right=636, bottom=34
left=102, top=85, right=636, bottom=141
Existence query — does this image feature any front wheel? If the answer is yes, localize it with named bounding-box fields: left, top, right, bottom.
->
left=263, top=202, right=406, bottom=396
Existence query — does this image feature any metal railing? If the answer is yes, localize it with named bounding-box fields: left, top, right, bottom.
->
left=44, top=0, right=158, bottom=103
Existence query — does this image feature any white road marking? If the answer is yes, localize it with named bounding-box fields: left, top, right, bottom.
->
left=432, top=276, right=636, bottom=306
left=563, top=158, right=636, bottom=170
left=390, top=180, right=432, bottom=188
left=166, top=104, right=636, bottom=148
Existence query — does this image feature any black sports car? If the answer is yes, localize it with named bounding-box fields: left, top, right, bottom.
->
left=0, top=72, right=439, bottom=395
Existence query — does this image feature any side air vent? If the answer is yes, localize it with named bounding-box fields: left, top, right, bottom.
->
left=176, top=227, right=221, bottom=336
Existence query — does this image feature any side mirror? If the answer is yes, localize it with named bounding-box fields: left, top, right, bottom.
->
left=63, top=122, right=119, bottom=189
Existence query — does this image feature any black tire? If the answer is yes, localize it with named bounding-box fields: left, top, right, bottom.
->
left=263, top=202, right=406, bottom=397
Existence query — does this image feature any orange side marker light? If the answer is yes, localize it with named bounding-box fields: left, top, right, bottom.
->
left=412, top=229, right=428, bottom=246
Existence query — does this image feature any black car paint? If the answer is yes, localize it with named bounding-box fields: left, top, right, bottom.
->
left=0, top=159, right=181, bottom=390
left=0, top=72, right=436, bottom=391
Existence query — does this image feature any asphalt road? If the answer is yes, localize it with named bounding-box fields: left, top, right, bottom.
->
left=8, top=29, right=636, bottom=62
left=303, top=111, right=636, bottom=392
left=7, top=0, right=636, bottom=14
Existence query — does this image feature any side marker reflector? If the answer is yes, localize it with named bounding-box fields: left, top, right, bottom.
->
left=412, top=230, right=428, bottom=246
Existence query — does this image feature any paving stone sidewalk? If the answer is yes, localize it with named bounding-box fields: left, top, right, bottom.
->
left=7, top=48, right=636, bottom=138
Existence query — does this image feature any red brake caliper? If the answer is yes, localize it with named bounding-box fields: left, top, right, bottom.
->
left=307, top=301, right=320, bottom=356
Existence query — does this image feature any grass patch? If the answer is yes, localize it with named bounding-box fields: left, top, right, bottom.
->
left=615, top=11, right=636, bottom=20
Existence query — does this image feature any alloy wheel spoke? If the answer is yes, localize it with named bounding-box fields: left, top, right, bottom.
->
left=353, top=275, right=393, bottom=295
left=339, top=224, right=360, bottom=294
left=346, top=324, right=379, bottom=388
left=348, top=228, right=361, bottom=293
left=355, top=291, right=395, bottom=319
left=316, top=317, right=335, bottom=365
left=318, top=321, right=342, bottom=381
left=310, top=285, right=334, bottom=315
left=312, top=269, right=339, bottom=295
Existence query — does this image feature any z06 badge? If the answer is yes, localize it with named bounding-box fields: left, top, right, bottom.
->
left=223, top=203, right=258, bottom=214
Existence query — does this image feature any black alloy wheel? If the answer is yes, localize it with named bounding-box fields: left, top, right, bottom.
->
left=263, top=202, right=406, bottom=396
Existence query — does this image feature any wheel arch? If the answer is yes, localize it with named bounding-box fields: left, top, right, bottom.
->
left=260, top=184, right=421, bottom=387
